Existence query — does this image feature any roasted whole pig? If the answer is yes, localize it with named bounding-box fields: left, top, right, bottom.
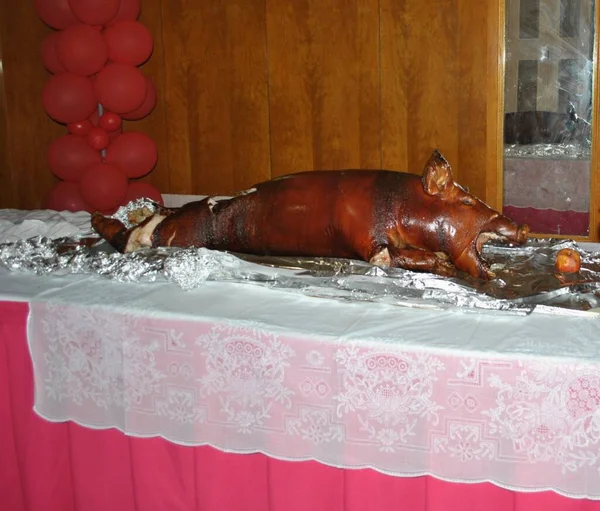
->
left=92, top=150, right=529, bottom=279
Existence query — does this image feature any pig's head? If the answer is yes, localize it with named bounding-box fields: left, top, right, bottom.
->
left=420, top=150, right=529, bottom=279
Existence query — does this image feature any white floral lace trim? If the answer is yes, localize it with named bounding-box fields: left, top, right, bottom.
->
left=27, top=301, right=600, bottom=500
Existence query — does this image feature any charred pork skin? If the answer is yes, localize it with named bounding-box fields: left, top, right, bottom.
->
left=92, top=150, right=529, bottom=279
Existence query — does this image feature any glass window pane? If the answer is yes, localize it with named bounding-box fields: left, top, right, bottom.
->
left=517, top=60, right=539, bottom=112
left=503, top=0, right=595, bottom=237
left=561, top=0, right=580, bottom=38
left=520, top=0, right=540, bottom=38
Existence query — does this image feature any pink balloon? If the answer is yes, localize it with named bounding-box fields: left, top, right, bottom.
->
left=41, top=32, right=66, bottom=74
left=122, top=181, right=163, bottom=205
left=57, top=24, right=108, bottom=76
left=48, top=135, right=102, bottom=181
left=68, top=0, right=121, bottom=26
left=103, top=20, right=153, bottom=66
left=78, top=162, right=129, bottom=211
left=95, top=63, right=146, bottom=114
left=67, top=119, right=94, bottom=136
left=44, top=181, right=92, bottom=212
left=35, top=0, right=78, bottom=30
left=105, top=131, right=157, bottom=178
left=42, top=73, right=98, bottom=124
left=110, top=0, right=140, bottom=23
left=87, top=127, right=110, bottom=151
left=122, top=78, right=156, bottom=120
left=98, top=111, right=122, bottom=132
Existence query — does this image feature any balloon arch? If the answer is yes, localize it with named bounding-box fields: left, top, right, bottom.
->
left=35, top=0, right=164, bottom=213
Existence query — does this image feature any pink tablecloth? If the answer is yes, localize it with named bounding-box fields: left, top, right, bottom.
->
left=1, top=300, right=599, bottom=511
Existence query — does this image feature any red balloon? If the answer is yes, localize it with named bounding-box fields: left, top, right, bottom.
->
left=98, top=111, right=122, bottom=132
left=105, top=131, right=157, bottom=178
left=87, top=127, right=110, bottom=151
left=57, top=24, right=108, bottom=76
left=35, top=0, right=78, bottom=30
left=44, top=181, right=92, bottom=212
left=122, top=181, right=164, bottom=205
left=48, top=135, right=102, bottom=182
left=42, top=73, right=98, bottom=124
left=110, top=0, right=140, bottom=23
left=67, top=119, right=94, bottom=136
left=68, top=0, right=120, bottom=26
left=122, top=78, right=156, bottom=120
left=95, top=63, right=146, bottom=114
left=41, top=32, right=66, bottom=74
left=103, top=20, right=153, bottom=66
left=78, top=162, right=129, bottom=211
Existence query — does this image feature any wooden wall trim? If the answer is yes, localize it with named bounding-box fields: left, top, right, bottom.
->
left=589, top=1, right=600, bottom=241
left=0, top=22, right=8, bottom=208
left=486, top=0, right=504, bottom=212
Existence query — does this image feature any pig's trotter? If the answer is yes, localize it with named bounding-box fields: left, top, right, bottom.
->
left=388, top=247, right=457, bottom=277
left=91, top=214, right=132, bottom=253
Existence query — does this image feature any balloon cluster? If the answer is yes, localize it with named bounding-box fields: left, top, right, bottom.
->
left=36, top=0, right=163, bottom=213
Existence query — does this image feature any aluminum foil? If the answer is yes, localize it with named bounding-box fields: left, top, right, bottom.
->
left=504, top=143, right=591, bottom=160
left=1, top=199, right=600, bottom=316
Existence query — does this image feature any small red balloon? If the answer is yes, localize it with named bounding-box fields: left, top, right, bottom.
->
left=105, top=131, right=158, bottom=179
left=98, top=111, right=122, bottom=132
left=48, top=135, right=102, bottom=182
left=44, top=181, right=92, bottom=212
left=42, top=73, right=97, bottom=124
left=57, top=24, right=108, bottom=76
left=122, top=78, right=156, bottom=120
left=78, top=162, right=129, bottom=211
left=122, top=181, right=164, bottom=205
left=41, top=32, right=66, bottom=74
left=103, top=20, right=153, bottom=66
left=95, top=63, right=147, bottom=114
left=110, top=0, right=140, bottom=23
left=35, top=0, right=78, bottom=30
left=87, top=127, right=110, bottom=151
left=67, top=119, right=94, bottom=136
left=68, top=0, right=120, bottom=26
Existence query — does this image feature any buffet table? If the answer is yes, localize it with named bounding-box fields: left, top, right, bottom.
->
left=2, top=208, right=600, bottom=510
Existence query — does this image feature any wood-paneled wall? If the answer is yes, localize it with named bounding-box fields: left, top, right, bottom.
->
left=0, top=0, right=500, bottom=210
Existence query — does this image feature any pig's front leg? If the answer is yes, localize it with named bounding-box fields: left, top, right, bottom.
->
left=383, top=246, right=457, bottom=277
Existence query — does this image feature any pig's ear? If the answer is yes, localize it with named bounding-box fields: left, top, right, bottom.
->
left=422, top=150, right=454, bottom=196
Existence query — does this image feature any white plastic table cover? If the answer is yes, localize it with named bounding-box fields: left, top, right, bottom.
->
left=2, top=208, right=600, bottom=500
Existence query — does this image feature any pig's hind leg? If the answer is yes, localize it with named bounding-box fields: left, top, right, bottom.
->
left=91, top=212, right=168, bottom=253
left=370, top=246, right=457, bottom=277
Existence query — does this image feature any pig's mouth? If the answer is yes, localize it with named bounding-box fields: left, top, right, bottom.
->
left=475, top=231, right=512, bottom=254
left=467, top=221, right=530, bottom=279
left=475, top=217, right=530, bottom=255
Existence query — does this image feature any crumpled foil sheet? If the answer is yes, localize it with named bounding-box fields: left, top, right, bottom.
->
left=504, top=143, right=591, bottom=160
left=1, top=199, right=600, bottom=316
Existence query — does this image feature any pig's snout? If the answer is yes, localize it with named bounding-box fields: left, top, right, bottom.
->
left=492, top=220, right=529, bottom=245
left=466, top=217, right=529, bottom=280
left=516, top=224, right=530, bottom=244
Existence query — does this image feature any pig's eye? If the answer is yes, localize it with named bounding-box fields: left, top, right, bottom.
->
left=461, top=197, right=475, bottom=206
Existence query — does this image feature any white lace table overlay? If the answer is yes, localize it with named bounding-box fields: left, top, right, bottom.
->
left=28, top=301, right=600, bottom=499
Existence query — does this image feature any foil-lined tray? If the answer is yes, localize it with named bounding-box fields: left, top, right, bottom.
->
left=504, top=142, right=591, bottom=160
left=1, top=199, right=600, bottom=317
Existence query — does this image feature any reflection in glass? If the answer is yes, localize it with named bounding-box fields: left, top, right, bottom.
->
left=520, top=0, right=540, bottom=38
left=503, top=0, right=595, bottom=236
left=517, top=60, right=539, bottom=110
